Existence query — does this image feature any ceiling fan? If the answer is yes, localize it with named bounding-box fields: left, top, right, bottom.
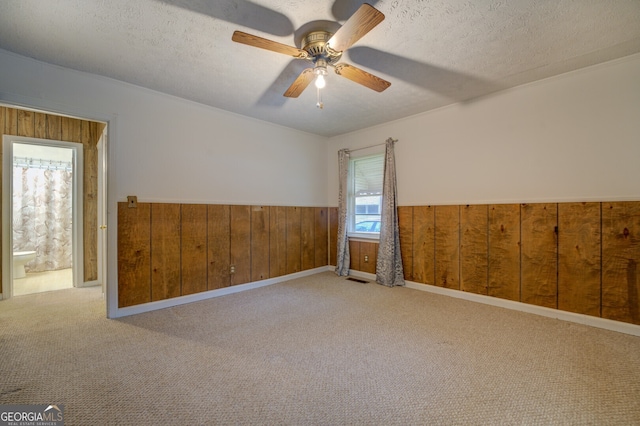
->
left=232, top=3, right=391, bottom=107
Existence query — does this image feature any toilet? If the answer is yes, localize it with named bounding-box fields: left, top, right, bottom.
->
left=13, top=251, right=36, bottom=279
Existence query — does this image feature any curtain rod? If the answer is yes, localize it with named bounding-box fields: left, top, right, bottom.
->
left=344, top=137, right=398, bottom=154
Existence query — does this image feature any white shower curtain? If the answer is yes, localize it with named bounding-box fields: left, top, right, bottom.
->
left=13, top=166, right=73, bottom=272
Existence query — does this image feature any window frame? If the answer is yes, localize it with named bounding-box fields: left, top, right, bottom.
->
left=347, top=152, right=384, bottom=240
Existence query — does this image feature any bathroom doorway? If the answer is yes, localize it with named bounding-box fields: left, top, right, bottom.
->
left=2, top=137, right=83, bottom=297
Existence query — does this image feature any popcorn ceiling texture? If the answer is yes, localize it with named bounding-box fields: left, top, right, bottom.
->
left=0, top=0, right=639, bottom=136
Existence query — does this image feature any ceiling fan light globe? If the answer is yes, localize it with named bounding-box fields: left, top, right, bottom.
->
left=315, top=74, right=326, bottom=89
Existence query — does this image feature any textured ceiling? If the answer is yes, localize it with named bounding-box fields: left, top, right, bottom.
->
left=0, top=0, right=639, bottom=137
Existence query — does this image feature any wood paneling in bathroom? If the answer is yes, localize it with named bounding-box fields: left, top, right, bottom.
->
left=181, top=204, right=208, bottom=295
left=269, top=206, right=287, bottom=278
left=4, top=107, right=18, bottom=134
left=61, top=116, right=82, bottom=143
left=46, top=114, right=62, bottom=140
left=413, top=206, right=435, bottom=285
left=0, top=106, right=102, bottom=291
left=251, top=206, right=270, bottom=282
left=34, top=113, right=46, bottom=139
left=208, top=204, right=230, bottom=290
left=315, top=207, right=328, bottom=268
left=301, top=207, right=315, bottom=271
left=460, top=204, right=488, bottom=295
left=602, top=202, right=640, bottom=325
left=286, top=206, right=301, bottom=275
left=521, top=203, right=558, bottom=308
left=17, top=110, right=34, bottom=137
left=435, top=205, right=460, bottom=289
left=558, top=202, right=601, bottom=316
left=82, top=121, right=99, bottom=283
left=230, top=205, right=251, bottom=286
left=488, top=204, right=521, bottom=301
left=151, top=203, right=181, bottom=301
left=118, top=202, right=151, bottom=307
left=397, top=206, right=413, bottom=281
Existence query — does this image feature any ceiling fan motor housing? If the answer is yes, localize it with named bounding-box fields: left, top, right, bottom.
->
left=303, top=31, right=342, bottom=64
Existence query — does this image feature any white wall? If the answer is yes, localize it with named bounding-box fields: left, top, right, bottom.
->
left=0, top=49, right=328, bottom=207
left=328, top=53, right=640, bottom=207
left=0, top=48, right=328, bottom=316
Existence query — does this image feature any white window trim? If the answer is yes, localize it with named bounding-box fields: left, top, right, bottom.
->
left=347, top=151, right=384, bottom=241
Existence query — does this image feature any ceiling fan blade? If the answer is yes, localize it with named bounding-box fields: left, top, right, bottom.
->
left=232, top=31, right=308, bottom=59
left=284, top=68, right=315, bottom=97
left=334, top=63, right=390, bottom=92
left=327, top=3, right=385, bottom=53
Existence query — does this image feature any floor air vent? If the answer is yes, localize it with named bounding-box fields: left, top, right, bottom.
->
left=346, top=277, right=369, bottom=284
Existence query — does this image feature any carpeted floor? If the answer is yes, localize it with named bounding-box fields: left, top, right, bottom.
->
left=1, top=271, right=639, bottom=425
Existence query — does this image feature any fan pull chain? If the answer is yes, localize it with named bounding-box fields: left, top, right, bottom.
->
left=316, top=86, right=324, bottom=109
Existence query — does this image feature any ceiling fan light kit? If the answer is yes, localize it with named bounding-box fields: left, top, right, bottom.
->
left=232, top=3, right=391, bottom=108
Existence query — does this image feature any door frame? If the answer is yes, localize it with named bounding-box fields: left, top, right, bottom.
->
left=2, top=136, right=84, bottom=298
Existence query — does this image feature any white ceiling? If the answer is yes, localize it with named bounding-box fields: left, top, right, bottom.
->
left=1, top=0, right=639, bottom=137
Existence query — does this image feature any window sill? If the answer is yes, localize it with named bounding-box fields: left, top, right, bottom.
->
left=347, top=232, right=380, bottom=243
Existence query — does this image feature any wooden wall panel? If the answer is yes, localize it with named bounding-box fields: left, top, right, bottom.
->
left=17, top=110, right=34, bottom=137
left=435, top=205, right=460, bottom=289
left=117, top=202, right=151, bottom=307
left=488, top=204, right=521, bottom=301
left=412, top=206, right=434, bottom=285
left=329, top=207, right=338, bottom=267
left=0, top=109, right=3, bottom=285
left=251, top=206, right=270, bottom=281
left=460, top=204, right=488, bottom=295
left=181, top=204, right=208, bottom=295
left=1, top=107, right=101, bottom=289
left=349, top=240, right=361, bottom=272
left=46, top=114, right=61, bottom=140
left=269, top=206, right=287, bottom=278
left=314, top=207, right=328, bottom=268
left=4, top=107, right=17, bottom=134
left=558, top=202, right=601, bottom=316
left=521, top=203, right=558, bottom=308
left=151, top=204, right=181, bottom=301
left=301, top=207, right=315, bottom=271
left=34, top=112, right=47, bottom=139
left=230, top=205, right=251, bottom=286
left=208, top=204, right=230, bottom=290
left=602, top=202, right=640, bottom=325
left=398, top=206, right=414, bottom=281
left=286, top=206, right=301, bottom=275
left=61, top=116, right=82, bottom=143
left=82, top=121, right=99, bottom=282
left=359, top=241, right=378, bottom=274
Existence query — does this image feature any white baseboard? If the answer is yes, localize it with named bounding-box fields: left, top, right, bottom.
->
left=112, top=266, right=331, bottom=318
left=79, top=280, right=100, bottom=288
left=343, top=270, right=640, bottom=337
left=113, top=265, right=640, bottom=337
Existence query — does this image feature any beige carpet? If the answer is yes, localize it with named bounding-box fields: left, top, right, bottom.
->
left=1, top=272, right=639, bottom=425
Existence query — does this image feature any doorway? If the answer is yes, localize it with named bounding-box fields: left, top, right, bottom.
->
left=2, top=137, right=83, bottom=297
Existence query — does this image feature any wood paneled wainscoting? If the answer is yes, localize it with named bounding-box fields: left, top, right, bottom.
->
left=117, top=203, right=329, bottom=308
left=333, top=202, right=640, bottom=326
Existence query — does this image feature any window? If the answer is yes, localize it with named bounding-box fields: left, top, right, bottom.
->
left=348, top=153, right=384, bottom=236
